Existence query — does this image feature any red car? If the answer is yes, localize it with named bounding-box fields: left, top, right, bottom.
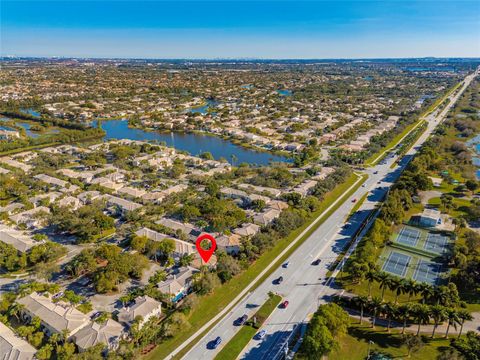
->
left=352, top=198, right=357, bottom=203
left=281, top=300, right=289, bottom=309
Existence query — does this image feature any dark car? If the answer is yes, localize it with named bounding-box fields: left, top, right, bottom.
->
left=282, top=261, right=290, bottom=268
left=280, top=300, right=289, bottom=309
left=275, top=276, right=284, bottom=284
left=208, top=336, right=222, bottom=349
left=312, top=258, right=321, bottom=266
left=235, top=314, right=248, bottom=326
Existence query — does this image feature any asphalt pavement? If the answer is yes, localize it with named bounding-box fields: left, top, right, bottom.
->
left=181, top=69, right=478, bottom=360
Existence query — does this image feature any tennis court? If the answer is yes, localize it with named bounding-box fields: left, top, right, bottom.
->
left=424, top=233, right=449, bottom=254
left=413, top=259, right=442, bottom=285
left=396, top=227, right=421, bottom=247
left=382, top=251, right=411, bottom=277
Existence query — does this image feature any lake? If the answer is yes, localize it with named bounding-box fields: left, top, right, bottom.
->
left=20, top=108, right=41, bottom=118
left=467, top=134, right=480, bottom=180
left=0, top=117, right=58, bottom=138
left=94, top=119, right=289, bottom=165
left=277, top=89, right=292, bottom=96
left=186, top=99, right=218, bottom=115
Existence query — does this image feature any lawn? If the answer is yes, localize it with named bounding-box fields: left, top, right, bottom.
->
left=329, top=322, right=452, bottom=360
left=145, top=173, right=367, bottom=360
left=214, top=294, right=282, bottom=360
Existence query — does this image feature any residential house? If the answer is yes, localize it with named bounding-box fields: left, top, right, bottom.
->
left=17, top=292, right=90, bottom=338
left=10, top=207, right=50, bottom=228
left=233, top=223, right=260, bottom=237
left=117, top=296, right=162, bottom=329
left=156, top=218, right=201, bottom=241
left=57, top=196, right=81, bottom=210
left=0, top=158, right=31, bottom=172
left=77, top=191, right=102, bottom=205
left=135, top=227, right=196, bottom=256
left=0, top=322, right=36, bottom=360
left=253, top=208, right=281, bottom=226
left=216, top=234, right=241, bottom=254
left=103, top=195, right=143, bottom=213
left=117, top=187, right=146, bottom=199
left=34, top=174, right=69, bottom=189
left=0, top=225, right=39, bottom=253
left=73, top=319, right=124, bottom=352
left=293, top=180, right=318, bottom=197
left=157, top=266, right=199, bottom=303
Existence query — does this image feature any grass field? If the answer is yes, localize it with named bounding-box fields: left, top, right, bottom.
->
left=214, top=294, right=282, bottom=360
left=329, top=322, right=451, bottom=360
left=145, top=173, right=367, bottom=360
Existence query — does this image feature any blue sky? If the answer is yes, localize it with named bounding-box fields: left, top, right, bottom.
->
left=1, top=1, right=479, bottom=58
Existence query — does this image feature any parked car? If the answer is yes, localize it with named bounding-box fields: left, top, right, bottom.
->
left=282, top=261, right=290, bottom=268
left=280, top=300, right=289, bottom=309
left=255, top=330, right=267, bottom=340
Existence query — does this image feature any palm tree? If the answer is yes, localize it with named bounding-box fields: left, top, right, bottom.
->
left=369, top=297, right=383, bottom=329
left=445, top=309, right=459, bottom=338
left=365, top=269, right=377, bottom=298
left=382, top=302, right=398, bottom=333
left=377, top=272, right=391, bottom=301
left=392, top=278, right=407, bottom=304
left=412, top=304, right=431, bottom=336
left=457, top=309, right=473, bottom=338
left=430, top=305, right=447, bottom=338
left=433, top=286, right=450, bottom=306
left=404, top=278, right=418, bottom=301
left=419, top=283, right=434, bottom=304
left=354, top=296, right=369, bottom=325
left=398, top=304, right=413, bottom=334
left=8, top=303, right=24, bottom=322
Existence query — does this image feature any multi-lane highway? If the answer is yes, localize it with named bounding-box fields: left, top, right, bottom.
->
left=175, top=69, right=478, bottom=360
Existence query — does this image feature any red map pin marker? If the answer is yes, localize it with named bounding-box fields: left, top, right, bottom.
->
left=196, top=233, right=216, bottom=263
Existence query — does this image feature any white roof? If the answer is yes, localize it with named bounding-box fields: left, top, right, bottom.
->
left=73, top=319, right=123, bottom=351
left=17, top=292, right=90, bottom=336
left=0, top=322, right=36, bottom=360
left=117, top=296, right=161, bottom=325
left=0, top=224, right=38, bottom=253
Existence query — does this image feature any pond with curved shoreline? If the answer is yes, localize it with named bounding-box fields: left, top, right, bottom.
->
left=94, top=119, right=289, bottom=166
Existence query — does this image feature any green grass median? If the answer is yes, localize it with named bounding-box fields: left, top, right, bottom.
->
left=214, top=293, right=282, bottom=360
left=145, top=173, right=367, bottom=360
